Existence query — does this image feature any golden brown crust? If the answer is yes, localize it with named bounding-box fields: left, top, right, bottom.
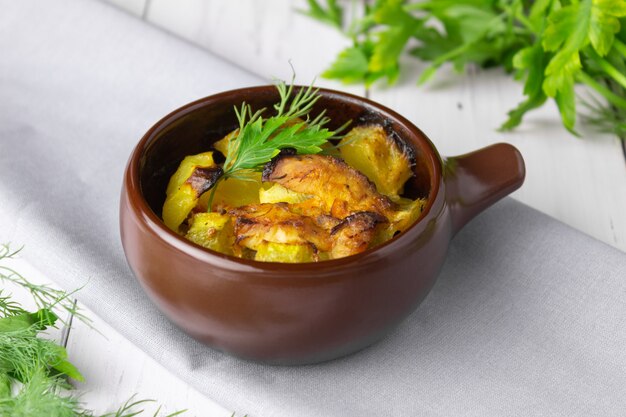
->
left=262, top=154, right=397, bottom=218
left=185, top=166, right=223, bottom=196
left=228, top=204, right=387, bottom=259
left=228, top=203, right=333, bottom=252
left=330, top=211, right=388, bottom=258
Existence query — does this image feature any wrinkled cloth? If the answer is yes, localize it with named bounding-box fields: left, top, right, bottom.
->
left=1, top=1, right=626, bottom=416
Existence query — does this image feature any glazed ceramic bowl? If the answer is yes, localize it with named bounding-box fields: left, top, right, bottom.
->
left=120, top=86, right=525, bottom=365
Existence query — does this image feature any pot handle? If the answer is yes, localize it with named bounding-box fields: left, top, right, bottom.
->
left=444, top=143, right=525, bottom=235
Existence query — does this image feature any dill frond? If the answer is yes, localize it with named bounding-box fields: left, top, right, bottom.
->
left=0, top=244, right=91, bottom=326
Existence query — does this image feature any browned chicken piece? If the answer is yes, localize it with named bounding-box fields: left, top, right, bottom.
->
left=330, top=212, right=388, bottom=259
left=262, top=154, right=397, bottom=219
left=289, top=198, right=343, bottom=230
left=228, top=203, right=333, bottom=253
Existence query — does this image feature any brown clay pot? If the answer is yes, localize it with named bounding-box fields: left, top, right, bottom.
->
left=120, top=86, right=525, bottom=365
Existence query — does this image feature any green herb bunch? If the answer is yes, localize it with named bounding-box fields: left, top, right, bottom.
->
left=0, top=244, right=184, bottom=417
left=302, top=0, right=626, bottom=137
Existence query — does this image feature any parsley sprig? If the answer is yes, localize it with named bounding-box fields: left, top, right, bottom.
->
left=223, top=80, right=345, bottom=177
left=207, top=79, right=348, bottom=209
left=304, top=0, right=626, bottom=137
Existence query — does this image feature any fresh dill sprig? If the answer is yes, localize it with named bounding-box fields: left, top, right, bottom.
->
left=0, top=316, right=84, bottom=383
left=207, top=78, right=349, bottom=209
left=100, top=395, right=187, bottom=417
left=0, top=290, right=24, bottom=317
left=0, top=370, right=80, bottom=416
left=0, top=243, right=187, bottom=417
left=0, top=244, right=91, bottom=326
left=0, top=377, right=186, bottom=417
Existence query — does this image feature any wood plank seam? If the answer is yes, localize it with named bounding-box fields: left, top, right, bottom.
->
left=59, top=299, right=77, bottom=350
left=56, top=299, right=77, bottom=394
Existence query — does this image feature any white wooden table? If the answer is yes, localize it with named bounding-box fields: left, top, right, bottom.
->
left=9, top=0, right=626, bottom=415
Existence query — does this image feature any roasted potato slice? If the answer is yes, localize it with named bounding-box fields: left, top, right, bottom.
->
left=163, top=152, right=222, bottom=231
left=330, top=212, right=387, bottom=259
left=213, top=129, right=238, bottom=159
left=339, top=125, right=414, bottom=198
left=374, top=198, right=427, bottom=243
left=259, top=183, right=312, bottom=204
left=197, top=173, right=262, bottom=212
left=165, top=152, right=215, bottom=196
left=390, top=198, right=427, bottom=233
left=185, top=212, right=234, bottom=255
left=262, top=154, right=396, bottom=218
left=229, top=203, right=333, bottom=252
left=254, top=241, right=316, bottom=263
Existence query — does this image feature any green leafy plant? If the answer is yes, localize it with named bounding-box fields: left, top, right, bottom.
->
left=303, top=0, right=626, bottom=137
left=0, top=244, right=185, bottom=417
